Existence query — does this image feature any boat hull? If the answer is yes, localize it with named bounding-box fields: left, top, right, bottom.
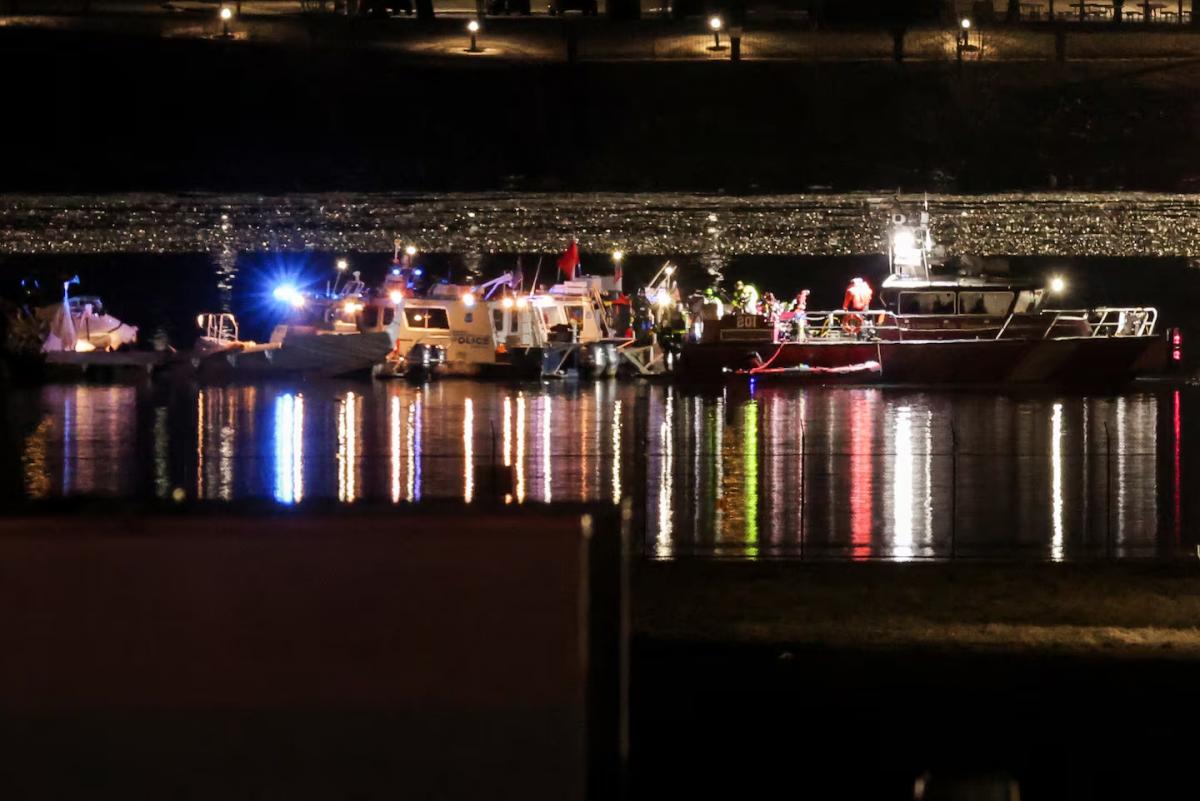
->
left=679, top=335, right=1170, bottom=386
left=194, top=331, right=394, bottom=380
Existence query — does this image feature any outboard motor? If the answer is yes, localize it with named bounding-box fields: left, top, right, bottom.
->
left=404, top=343, right=445, bottom=382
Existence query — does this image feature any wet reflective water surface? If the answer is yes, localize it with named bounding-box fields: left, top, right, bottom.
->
left=5, top=380, right=1189, bottom=561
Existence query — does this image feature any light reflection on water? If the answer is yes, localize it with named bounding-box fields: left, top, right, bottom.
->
left=7, top=380, right=1187, bottom=561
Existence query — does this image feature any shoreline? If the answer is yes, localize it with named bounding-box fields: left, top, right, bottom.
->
left=634, top=560, right=1200, bottom=657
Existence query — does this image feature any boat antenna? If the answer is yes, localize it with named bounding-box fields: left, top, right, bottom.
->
left=529, top=256, right=543, bottom=295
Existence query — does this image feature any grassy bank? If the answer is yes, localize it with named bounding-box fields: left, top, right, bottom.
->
left=2, top=26, right=1200, bottom=192
left=635, top=560, right=1200, bottom=655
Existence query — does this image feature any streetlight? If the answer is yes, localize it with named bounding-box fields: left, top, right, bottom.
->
left=1049, top=275, right=1066, bottom=294
left=219, top=6, right=233, bottom=38
left=612, top=250, right=624, bottom=263
left=336, top=258, right=349, bottom=271
left=405, top=245, right=417, bottom=258
left=956, top=17, right=971, bottom=65
left=467, top=20, right=480, bottom=53
left=709, top=15, right=723, bottom=50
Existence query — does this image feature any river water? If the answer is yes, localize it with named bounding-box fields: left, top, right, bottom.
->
left=3, top=191, right=1197, bottom=561
left=3, top=379, right=1188, bottom=561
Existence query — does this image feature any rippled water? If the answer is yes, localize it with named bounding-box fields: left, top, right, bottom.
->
left=4, top=192, right=1200, bottom=256
left=5, top=380, right=1188, bottom=561
left=4, top=192, right=1196, bottom=560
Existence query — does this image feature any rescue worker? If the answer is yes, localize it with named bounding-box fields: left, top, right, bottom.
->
left=762, top=292, right=779, bottom=325
left=733, top=281, right=760, bottom=315
left=790, top=289, right=810, bottom=341
left=841, top=277, right=873, bottom=337
left=704, top=286, right=725, bottom=318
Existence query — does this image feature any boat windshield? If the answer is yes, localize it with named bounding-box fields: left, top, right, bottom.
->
left=898, top=291, right=956, bottom=315
left=404, top=308, right=450, bottom=329
left=957, top=291, right=1014, bottom=316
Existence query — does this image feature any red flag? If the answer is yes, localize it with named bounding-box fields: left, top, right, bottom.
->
left=557, top=241, right=579, bottom=281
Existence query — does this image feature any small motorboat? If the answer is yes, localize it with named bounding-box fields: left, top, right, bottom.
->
left=189, top=311, right=393, bottom=381
left=37, top=278, right=167, bottom=377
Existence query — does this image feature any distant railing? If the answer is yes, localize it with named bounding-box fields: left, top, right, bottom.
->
left=197, top=312, right=239, bottom=343
left=769, top=306, right=1158, bottom=343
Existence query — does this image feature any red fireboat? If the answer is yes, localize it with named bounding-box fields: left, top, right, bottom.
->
left=678, top=209, right=1176, bottom=386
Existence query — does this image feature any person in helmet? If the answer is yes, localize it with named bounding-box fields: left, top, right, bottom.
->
left=842, top=277, right=873, bottom=336
left=790, top=289, right=810, bottom=341
left=734, top=281, right=760, bottom=314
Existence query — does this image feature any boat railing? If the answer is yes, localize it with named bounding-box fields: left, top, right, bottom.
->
left=1082, top=307, right=1158, bottom=338
left=1019, top=307, right=1157, bottom=339
left=198, top=312, right=239, bottom=343
left=776, top=306, right=1158, bottom=342
left=778, top=309, right=905, bottom=341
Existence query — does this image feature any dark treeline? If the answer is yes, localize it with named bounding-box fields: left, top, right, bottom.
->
left=1, top=28, right=1196, bottom=193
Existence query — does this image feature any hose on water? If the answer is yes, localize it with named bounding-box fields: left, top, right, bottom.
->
left=748, top=342, right=787, bottom=374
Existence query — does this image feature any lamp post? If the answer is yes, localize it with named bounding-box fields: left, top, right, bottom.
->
left=467, top=19, right=480, bottom=52
left=219, top=6, right=233, bottom=37
left=709, top=15, right=723, bottom=49
left=956, top=17, right=971, bottom=69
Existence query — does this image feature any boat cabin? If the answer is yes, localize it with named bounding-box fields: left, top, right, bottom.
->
left=386, top=287, right=501, bottom=368
left=488, top=298, right=548, bottom=351
left=880, top=274, right=1046, bottom=319
left=535, top=278, right=614, bottom=343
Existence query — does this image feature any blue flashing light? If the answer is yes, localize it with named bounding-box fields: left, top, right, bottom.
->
left=272, top=284, right=306, bottom=308
left=392, top=268, right=401, bottom=276
left=413, top=268, right=423, bottom=276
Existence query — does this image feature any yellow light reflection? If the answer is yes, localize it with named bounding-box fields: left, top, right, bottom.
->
left=713, top=392, right=725, bottom=538
left=218, top=392, right=234, bottom=501
left=390, top=396, right=401, bottom=504
left=1051, top=402, right=1064, bottom=561
left=516, top=394, right=526, bottom=503
left=655, top=389, right=675, bottom=557
left=503, top=395, right=513, bottom=467
left=406, top=398, right=420, bottom=502
left=463, top=398, right=474, bottom=503
left=1116, top=397, right=1126, bottom=544
left=542, top=393, right=552, bottom=502
left=337, top=391, right=359, bottom=503
left=196, top=388, right=205, bottom=498
left=611, top=399, right=622, bottom=505
left=892, top=406, right=914, bottom=561
left=22, top=416, right=52, bottom=500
